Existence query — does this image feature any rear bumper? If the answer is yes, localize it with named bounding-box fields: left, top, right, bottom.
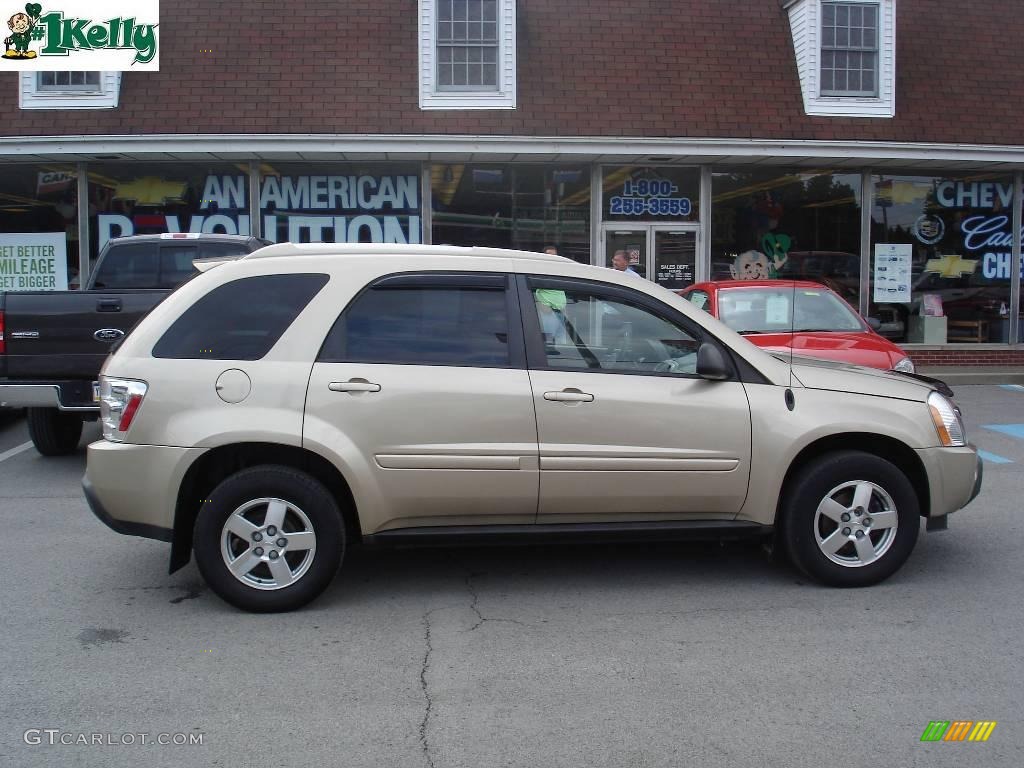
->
left=0, top=381, right=98, bottom=411
left=83, top=439, right=205, bottom=536
left=83, top=476, right=172, bottom=542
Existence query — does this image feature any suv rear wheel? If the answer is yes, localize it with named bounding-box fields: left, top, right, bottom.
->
left=193, top=465, right=345, bottom=612
left=780, top=450, right=920, bottom=587
left=26, top=408, right=83, bottom=456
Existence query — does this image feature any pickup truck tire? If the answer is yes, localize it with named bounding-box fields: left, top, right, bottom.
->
left=781, top=450, right=919, bottom=587
left=193, top=465, right=345, bottom=613
left=26, top=408, right=84, bottom=456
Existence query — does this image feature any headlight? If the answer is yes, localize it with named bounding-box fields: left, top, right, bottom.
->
left=99, top=376, right=148, bottom=442
left=928, top=391, right=966, bottom=447
left=892, top=356, right=915, bottom=374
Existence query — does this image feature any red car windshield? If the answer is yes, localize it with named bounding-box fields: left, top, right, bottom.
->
left=717, top=286, right=865, bottom=334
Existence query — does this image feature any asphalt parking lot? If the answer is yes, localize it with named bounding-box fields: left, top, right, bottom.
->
left=1, top=385, right=1022, bottom=768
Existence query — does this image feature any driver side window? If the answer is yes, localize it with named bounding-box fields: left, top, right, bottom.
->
left=529, top=281, right=700, bottom=375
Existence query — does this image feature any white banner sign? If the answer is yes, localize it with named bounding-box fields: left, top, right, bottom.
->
left=873, top=243, right=912, bottom=303
left=0, top=1, right=159, bottom=71
left=0, top=232, right=68, bottom=291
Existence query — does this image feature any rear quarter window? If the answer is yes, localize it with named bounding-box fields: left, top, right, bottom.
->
left=152, top=273, right=329, bottom=360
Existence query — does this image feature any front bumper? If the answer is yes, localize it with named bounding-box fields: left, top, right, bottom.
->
left=915, top=444, right=983, bottom=520
left=83, top=439, right=204, bottom=539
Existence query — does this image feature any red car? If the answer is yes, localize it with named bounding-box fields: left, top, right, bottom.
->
left=678, top=280, right=915, bottom=373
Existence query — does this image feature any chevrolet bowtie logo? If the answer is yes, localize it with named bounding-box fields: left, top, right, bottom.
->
left=924, top=254, right=978, bottom=278
left=113, top=177, right=189, bottom=206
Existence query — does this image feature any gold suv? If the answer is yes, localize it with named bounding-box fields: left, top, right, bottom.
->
left=83, top=244, right=982, bottom=612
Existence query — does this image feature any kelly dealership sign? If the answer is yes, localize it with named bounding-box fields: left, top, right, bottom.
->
left=0, top=1, right=158, bottom=70
left=98, top=173, right=422, bottom=250
left=0, top=233, right=68, bottom=291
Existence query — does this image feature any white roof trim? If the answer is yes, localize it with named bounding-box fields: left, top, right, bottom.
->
left=1, top=134, right=1023, bottom=166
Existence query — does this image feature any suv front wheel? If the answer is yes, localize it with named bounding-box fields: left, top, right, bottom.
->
left=781, top=450, right=920, bottom=587
left=193, top=465, right=345, bottom=612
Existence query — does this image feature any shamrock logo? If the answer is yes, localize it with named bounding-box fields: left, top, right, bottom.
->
left=26, top=3, right=43, bottom=19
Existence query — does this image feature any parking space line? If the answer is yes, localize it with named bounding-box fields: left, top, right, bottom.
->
left=978, top=450, right=1014, bottom=465
left=0, top=441, right=33, bottom=464
left=983, top=424, right=1024, bottom=440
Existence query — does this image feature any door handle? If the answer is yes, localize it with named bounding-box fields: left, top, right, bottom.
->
left=96, top=298, right=122, bottom=312
left=543, top=389, right=594, bottom=403
left=328, top=379, right=381, bottom=393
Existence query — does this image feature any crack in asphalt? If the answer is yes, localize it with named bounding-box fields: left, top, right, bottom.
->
left=418, top=610, right=436, bottom=768
left=463, top=568, right=526, bottom=633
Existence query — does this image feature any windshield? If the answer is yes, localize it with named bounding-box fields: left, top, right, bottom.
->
left=717, top=286, right=865, bottom=334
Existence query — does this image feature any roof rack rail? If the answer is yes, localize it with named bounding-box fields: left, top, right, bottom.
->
left=244, top=242, right=571, bottom=263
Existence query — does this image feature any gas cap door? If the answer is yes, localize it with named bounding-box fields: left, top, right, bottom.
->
left=215, top=369, right=252, bottom=404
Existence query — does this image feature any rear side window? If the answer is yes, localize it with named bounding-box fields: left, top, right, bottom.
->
left=153, top=274, right=328, bottom=360
left=319, top=286, right=510, bottom=367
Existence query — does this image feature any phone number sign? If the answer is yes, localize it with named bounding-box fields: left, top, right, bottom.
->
left=609, top=179, right=692, bottom=218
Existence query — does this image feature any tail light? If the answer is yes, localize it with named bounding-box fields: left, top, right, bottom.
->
left=0, top=310, right=5, bottom=354
left=99, top=376, right=148, bottom=442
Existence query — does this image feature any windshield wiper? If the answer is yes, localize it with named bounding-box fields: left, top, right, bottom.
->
left=792, top=328, right=842, bottom=333
left=737, top=330, right=768, bottom=335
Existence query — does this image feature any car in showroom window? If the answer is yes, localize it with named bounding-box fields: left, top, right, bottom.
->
left=83, top=244, right=980, bottom=612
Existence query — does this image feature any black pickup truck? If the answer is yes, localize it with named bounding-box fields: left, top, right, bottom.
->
left=0, top=233, right=268, bottom=455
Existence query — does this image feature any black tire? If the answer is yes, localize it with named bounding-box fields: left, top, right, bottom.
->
left=193, top=465, right=345, bottom=612
left=26, top=407, right=83, bottom=456
left=780, top=450, right=920, bottom=587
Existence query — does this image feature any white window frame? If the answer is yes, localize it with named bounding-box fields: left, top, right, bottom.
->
left=19, top=71, right=121, bottom=110
left=419, top=0, right=516, bottom=110
left=785, top=0, right=895, bottom=118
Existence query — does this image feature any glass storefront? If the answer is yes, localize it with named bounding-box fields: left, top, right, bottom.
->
left=0, top=163, right=79, bottom=289
left=1, top=158, right=1020, bottom=348
left=869, top=172, right=1016, bottom=343
left=431, top=164, right=590, bottom=263
left=711, top=168, right=863, bottom=309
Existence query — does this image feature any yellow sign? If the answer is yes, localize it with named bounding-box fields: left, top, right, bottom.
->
left=924, top=254, right=978, bottom=278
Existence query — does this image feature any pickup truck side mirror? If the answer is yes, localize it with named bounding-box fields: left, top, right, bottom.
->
left=696, top=342, right=731, bottom=381
left=866, top=317, right=882, bottom=330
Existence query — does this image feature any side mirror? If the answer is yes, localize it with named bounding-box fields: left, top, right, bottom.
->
left=866, top=317, right=882, bottom=330
left=696, top=342, right=731, bottom=381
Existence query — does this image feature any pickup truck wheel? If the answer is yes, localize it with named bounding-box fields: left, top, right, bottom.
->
left=193, top=465, right=344, bottom=612
left=26, top=408, right=83, bottom=456
left=781, top=451, right=919, bottom=587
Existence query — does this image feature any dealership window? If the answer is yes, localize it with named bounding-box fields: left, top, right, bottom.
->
left=19, top=71, right=120, bottom=109
left=259, top=163, right=422, bottom=245
left=38, top=72, right=101, bottom=91
left=0, top=163, right=79, bottom=291
left=431, top=164, right=590, bottom=263
left=419, top=0, right=516, bottom=109
left=820, top=3, right=878, bottom=96
left=710, top=169, right=862, bottom=308
left=86, top=161, right=251, bottom=278
left=869, top=173, right=1017, bottom=344
left=785, top=0, right=894, bottom=117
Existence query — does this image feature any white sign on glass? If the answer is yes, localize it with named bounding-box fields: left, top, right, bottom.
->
left=873, top=244, right=912, bottom=303
left=0, top=233, right=68, bottom=291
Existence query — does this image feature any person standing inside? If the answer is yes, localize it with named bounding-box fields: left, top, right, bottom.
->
left=611, top=249, right=641, bottom=277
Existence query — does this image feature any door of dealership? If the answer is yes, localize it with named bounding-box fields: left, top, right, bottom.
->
left=601, top=226, right=699, bottom=291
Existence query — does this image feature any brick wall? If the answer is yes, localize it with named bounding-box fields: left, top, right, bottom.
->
left=0, top=1, right=1021, bottom=144
left=905, top=349, right=1024, bottom=367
